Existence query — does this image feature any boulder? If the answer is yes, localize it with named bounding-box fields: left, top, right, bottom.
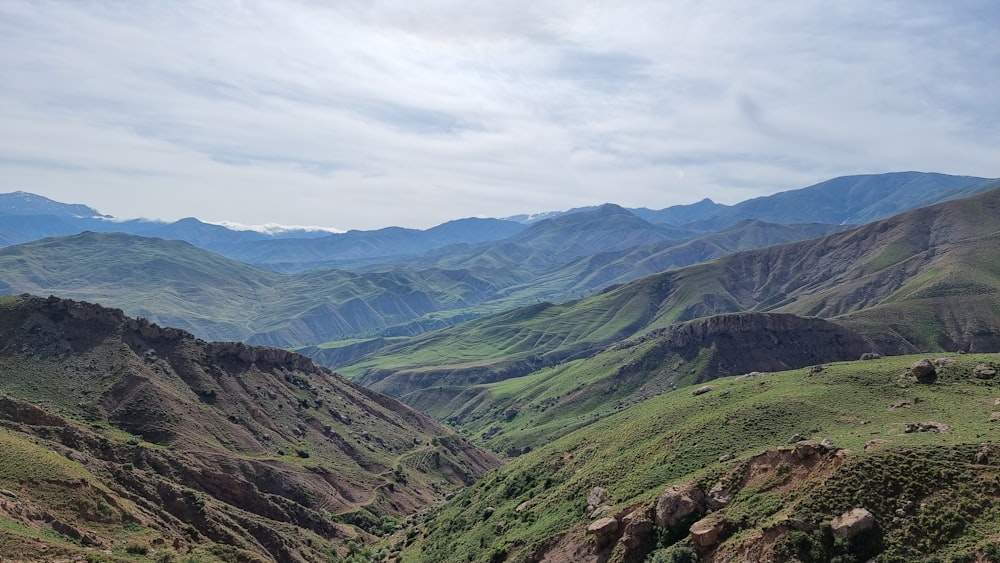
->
left=586, top=517, right=619, bottom=539
left=619, top=512, right=654, bottom=550
left=904, top=422, right=947, bottom=433
left=692, top=385, right=714, bottom=396
left=990, top=412, right=1000, bottom=423
left=974, top=364, right=997, bottom=379
left=860, top=352, right=882, bottom=360
left=718, top=453, right=735, bottom=462
left=689, top=517, right=727, bottom=548
left=909, top=359, right=937, bottom=383
left=794, top=440, right=819, bottom=458
left=655, top=481, right=705, bottom=528
left=586, top=486, right=607, bottom=515
left=706, top=481, right=732, bottom=510
left=831, top=508, right=875, bottom=540
left=591, top=505, right=614, bottom=519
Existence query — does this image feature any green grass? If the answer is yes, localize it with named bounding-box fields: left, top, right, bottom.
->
left=400, top=352, right=1000, bottom=562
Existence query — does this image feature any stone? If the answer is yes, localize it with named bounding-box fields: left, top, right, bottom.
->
left=689, top=517, right=727, bottom=548
left=482, top=506, right=495, bottom=519
left=904, top=422, right=947, bottom=433
left=718, top=453, right=735, bottom=462
left=990, top=412, right=1000, bottom=423
left=706, top=481, right=732, bottom=510
left=515, top=499, right=534, bottom=512
left=586, top=487, right=607, bottom=512
left=809, top=364, right=825, bottom=375
left=692, top=385, right=714, bottom=396
left=586, top=516, right=619, bottom=538
left=860, top=352, right=882, bottom=360
left=794, top=440, right=819, bottom=458
left=654, top=481, right=705, bottom=528
left=787, top=433, right=805, bottom=444
left=974, top=364, right=997, bottom=379
left=820, top=438, right=836, bottom=450
left=909, top=359, right=937, bottom=384
left=619, top=514, right=653, bottom=550
left=590, top=505, right=614, bottom=519
left=831, top=508, right=875, bottom=540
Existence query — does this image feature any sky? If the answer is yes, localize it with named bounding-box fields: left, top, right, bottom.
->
left=1, top=1, right=998, bottom=231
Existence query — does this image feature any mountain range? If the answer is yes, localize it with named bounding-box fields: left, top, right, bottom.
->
left=3, top=170, right=1000, bottom=562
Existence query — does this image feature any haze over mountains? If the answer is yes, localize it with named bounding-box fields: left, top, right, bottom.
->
left=2, top=172, right=998, bottom=353
left=4, top=171, right=1000, bottom=561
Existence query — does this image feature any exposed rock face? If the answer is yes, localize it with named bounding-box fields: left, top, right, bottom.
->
left=655, top=481, right=705, bottom=528
left=0, top=295, right=501, bottom=562
left=831, top=508, right=875, bottom=540
left=644, top=313, right=875, bottom=381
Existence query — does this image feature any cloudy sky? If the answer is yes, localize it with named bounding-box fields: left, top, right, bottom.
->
left=1, top=1, right=997, bottom=230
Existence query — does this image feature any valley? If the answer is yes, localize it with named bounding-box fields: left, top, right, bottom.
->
left=2, top=171, right=1000, bottom=562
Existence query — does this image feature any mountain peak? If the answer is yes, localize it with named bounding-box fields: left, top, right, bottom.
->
left=0, top=191, right=108, bottom=218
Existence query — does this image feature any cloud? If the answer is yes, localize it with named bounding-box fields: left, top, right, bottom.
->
left=0, top=0, right=997, bottom=229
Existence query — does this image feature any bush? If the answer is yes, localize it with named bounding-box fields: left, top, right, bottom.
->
left=646, top=546, right=698, bottom=563
left=125, top=542, right=149, bottom=555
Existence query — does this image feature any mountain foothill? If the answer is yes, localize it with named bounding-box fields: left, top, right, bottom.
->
left=2, top=171, right=1000, bottom=561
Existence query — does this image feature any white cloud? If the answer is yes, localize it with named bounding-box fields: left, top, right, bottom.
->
left=0, top=0, right=997, bottom=229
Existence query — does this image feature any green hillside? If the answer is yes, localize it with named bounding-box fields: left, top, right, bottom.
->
left=399, top=353, right=1000, bottom=562
left=0, top=295, right=498, bottom=562
left=349, top=188, right=1000, bottom=404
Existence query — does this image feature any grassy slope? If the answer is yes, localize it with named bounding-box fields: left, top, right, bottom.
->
left=348, top=188, right=1000, bottom=395
left=400, top=353, right=1000, bottom=562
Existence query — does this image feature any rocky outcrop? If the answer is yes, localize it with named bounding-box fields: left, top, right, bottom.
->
left=619, top=313, right=875, bottom=386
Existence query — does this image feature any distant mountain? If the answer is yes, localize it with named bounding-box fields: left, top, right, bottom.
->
left=5, top=172, right=996, bottom=272
left=632, top=196, right=727, bottom=225
left=0, top=232, right=533, bottom=345
left=0, top=294, right=497, bottom=561
left=221, top=217, right=529, bottom=270
left=349, top=186, right=1000, bottom=400
left=0, top=190, right=107, bottom=217
left=668, top=172, right=1000, bottom=230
